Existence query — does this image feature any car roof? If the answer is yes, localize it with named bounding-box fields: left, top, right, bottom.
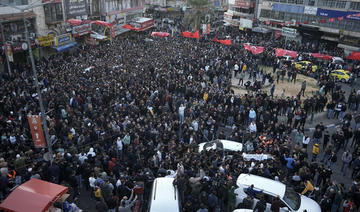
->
left=236, top=174, right=286, bottom=198
left=150, top=178, right=179, bottom=212
left=219, top=139, right=243, bottom=151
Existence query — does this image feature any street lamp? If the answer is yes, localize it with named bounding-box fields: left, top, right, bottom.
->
left=0, top=0, right=54, bottom=164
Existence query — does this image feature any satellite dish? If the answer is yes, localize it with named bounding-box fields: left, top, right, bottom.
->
left=43, top=152, right=52, bottom=162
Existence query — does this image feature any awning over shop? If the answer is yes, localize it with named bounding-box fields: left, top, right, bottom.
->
left=54, top=42, right=77, bottom=52
left=0, top=12, right=36, bottom=22
left=0, top=178, right=68, bottom=212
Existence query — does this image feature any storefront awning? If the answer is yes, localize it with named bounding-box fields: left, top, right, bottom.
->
left=54, top=42, right=77, bottom=52
left=0, top=12, right=36, bottom=22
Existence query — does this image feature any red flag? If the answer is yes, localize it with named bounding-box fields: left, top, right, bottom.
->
left=328, top=18, right=335, bottom=23
left=213, top=38, right=231, bottom=45
left=243, top=44, right=264, bottom=55
left=338, top=16, right=344, bottom=21
left=182, top=31, right=200, bottom=39
left=320, top=19, right=326, bottom=23
left=275, top=48, right=297, bottom=58
left=311, top=53, right=333, bottom=60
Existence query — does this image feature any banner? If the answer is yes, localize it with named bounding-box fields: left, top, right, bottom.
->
left=55, top=34, right=72, bottom=46
left=151, top=32, right=170, bottom=38
left=65, top=0, right=87, bottom=17
left=123, top=24, right=136, bottom=30
left=317, top=8, right=360, bottom=21
left=243, top=44, right=264, bottom=54
left=311, top=53, right=333, bottom=60
left=5, top=43, right=13, bottom=62
left=275, top=48, right=298, bottom=58
left=239, top=18, right=253, bottom=29
left=27, top=115, right=46, bottom=148
left=181, top=31, right=200, bottom=39
left=213, top=38, right=231, bottom=45
left=304, top=6, right=317, bottom=15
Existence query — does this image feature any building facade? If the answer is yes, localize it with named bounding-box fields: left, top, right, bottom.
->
left=256, top=0, right=360, bottom=53
left=224, top=0, right=256, bottom=28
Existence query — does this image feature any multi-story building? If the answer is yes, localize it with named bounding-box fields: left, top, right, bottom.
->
left=224, top=0, right=256, bottom=29
left=256, top=0, right=360, bottom=53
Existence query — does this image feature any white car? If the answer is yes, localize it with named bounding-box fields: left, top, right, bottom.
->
left=198, top=139, right=243, bottom=153
left=235, top=174, right=321, bottom=212
left=148, top=177, right=180, bottom=212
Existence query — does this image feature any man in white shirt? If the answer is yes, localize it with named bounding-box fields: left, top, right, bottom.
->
left=116, top=137, right=123, bottom=158
left=179, top=104, right=186, bottom=123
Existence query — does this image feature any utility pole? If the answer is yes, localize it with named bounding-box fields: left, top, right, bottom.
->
left=0, top=19, right=12, bottom=77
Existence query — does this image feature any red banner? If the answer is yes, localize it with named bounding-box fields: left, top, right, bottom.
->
left=275, top=48, right=298, bottom=58
left=243, top=44, right=264, bottom=55
left=123, top=24, right=136, bottom=30
left=213, top=38, right=231, bottom=45
left=151, top=32, right=170, bottom=38
left=27, top=115, right=46, bottom=148
left=311, top=53, right=333, bottom=60
left=181, top=31, right=200, bottom=39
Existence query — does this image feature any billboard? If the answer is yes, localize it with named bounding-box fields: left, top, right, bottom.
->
left=239, top=18, right=253, bottom=29
left=65, top=0, right=88, bottom=17
left=304, top=6, right=317, bottom=15
left=317, top=8, right=360, bottom=21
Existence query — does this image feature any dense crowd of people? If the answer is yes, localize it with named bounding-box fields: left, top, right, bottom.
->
left=0, top=18, right=360, bottom=212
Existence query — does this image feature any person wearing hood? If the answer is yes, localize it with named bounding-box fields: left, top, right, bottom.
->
left=87, top=147, right=96, bottom=157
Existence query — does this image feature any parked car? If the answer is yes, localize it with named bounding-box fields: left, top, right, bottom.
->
left=330, top=69, right=351, bottom=83
left=198, top=139, right=243, bottom=153
left=148, top=177, right=181, bottom=212
left=235, top=174, right=321, bottom=212
left=292, top=61, right=317, bottom=73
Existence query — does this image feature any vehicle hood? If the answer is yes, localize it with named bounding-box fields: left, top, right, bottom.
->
left=297, top=195, right=321, bottom=212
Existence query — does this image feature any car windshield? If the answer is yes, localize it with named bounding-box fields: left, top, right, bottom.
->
left=283, top=187, right=301, bottom=210
left=203, top=141, right=216, bottom=150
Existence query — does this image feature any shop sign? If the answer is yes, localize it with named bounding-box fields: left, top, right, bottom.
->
left=304, top=6, right=317, bottom=15
left=37, top=34, right=54, bottom=46
left=282, top=27, right=297, bottom=38
left=72, top=23, right=91, bottom=37
left=55, top=34, right=72, bottom=46
left=317, top=8, right=360, bottom=21
left=12, top=41, right=36, bottom=53
left=65, top=0, right=88, bottom=17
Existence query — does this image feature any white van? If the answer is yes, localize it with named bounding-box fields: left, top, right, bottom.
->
left=148, top=177, right=181, bottom=212
left=235, top=174, right=321, bottom=212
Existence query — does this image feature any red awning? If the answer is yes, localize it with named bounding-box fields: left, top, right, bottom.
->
left=311, top=53, right=333, bottom=60
left=0, top=179, right=68, bottom=212
left=346, top=51, right=360, bottom=61
left=67, top=19, right=83, bottom=26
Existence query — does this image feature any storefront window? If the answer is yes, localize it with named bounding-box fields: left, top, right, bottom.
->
left=0, top=0, right=28, bottom=6
left=295, top=0, right=303, bottom=5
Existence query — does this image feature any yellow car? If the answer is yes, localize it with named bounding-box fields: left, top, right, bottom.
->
left=330, top=70, right=351, bottom=83
left=292, top=61, right=318, bottom=72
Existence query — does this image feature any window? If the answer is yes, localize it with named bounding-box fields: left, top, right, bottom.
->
left=0, top=0, right=28, bottom=6
left=308, top=0, right=315, bottom=6
left=335, top=1, right=346, bottom=8
left=350, top=2, right=360, bottom=10
left=260, top=9, right=271, bottom=18
left=288, top=0, right=295, bottom=3
left=44, top=3, right=63, bottom=24
left=280, top=0, right=287, bottom=3
left=296, top=0, right=303, bottom=4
